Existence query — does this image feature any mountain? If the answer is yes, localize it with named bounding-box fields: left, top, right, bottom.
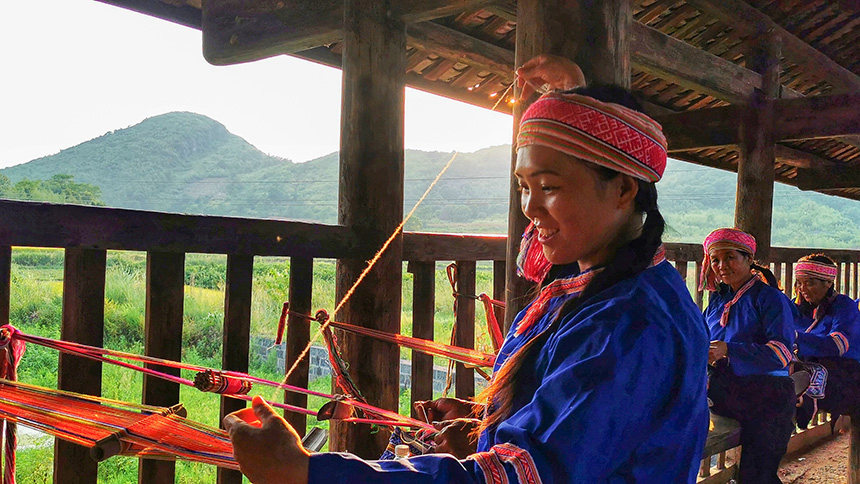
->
left=3, top=112, right=860, bottom=249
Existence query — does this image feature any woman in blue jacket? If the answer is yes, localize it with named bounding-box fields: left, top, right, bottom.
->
left=793, top=254, right=860, bottom=428
left=702, top=228, right=797, bottom=484
left=223, top=58, right=710, bottom=484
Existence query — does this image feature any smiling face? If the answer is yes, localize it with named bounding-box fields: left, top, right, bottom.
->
left=709, top=249, right=753, bottom=291
left=515, top=145, right=637, bottom=270
left=796, top=276, right=833, bottom=306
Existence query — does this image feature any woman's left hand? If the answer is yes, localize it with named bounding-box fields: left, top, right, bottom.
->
left=223, top=395, right=310, bottom=484
left=708, top=340, right=728, bottom=365
left=433, top=418, right=480, bottom=458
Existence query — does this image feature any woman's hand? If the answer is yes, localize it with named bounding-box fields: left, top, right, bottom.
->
left=516, top=54, right=586, bottom=101
left=433, top=418, right=481, bottom=458
left=413, top=397, right=480, bottom=423
left=223, top=396, right=310, bottom=484
left=708, top=340, right=728, bottom=365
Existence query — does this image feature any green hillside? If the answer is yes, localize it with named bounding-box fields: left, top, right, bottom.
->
left=3, top=111, right=859, bottom=249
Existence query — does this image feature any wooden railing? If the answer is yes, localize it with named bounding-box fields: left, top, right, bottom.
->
left=1, top=200, right=859, bottom=483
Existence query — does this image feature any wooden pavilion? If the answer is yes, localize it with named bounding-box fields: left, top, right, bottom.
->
left=1, top=0, right=859, bottom=482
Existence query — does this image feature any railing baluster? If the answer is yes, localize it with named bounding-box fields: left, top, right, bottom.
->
left=285, top=257, right=313, bottom=436
left=675, top=260, right=688, bottom=282
left=837, top=262, right=844, bottom=293
left=699, top=457, right=711, bottom=477
left=695, top=260, right=704, bottom=310
left=408, top=261, right=435, bottom=417
left=140, top=251, right=185, bottom=483
left=55, top=248, right=106, bottom=484
left=218, top=254, right=254, bottom=484
left=784, top=261, right=794, bottom=299
left=493, top=260, right=506, bottom=331
left=0, top=246, right=9, bottom=326
left=455, top=260, right=476, bottom=399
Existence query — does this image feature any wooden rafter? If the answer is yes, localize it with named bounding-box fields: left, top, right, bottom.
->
left=796, top=166, right=860, bottom=190
left=682, top=0, right=860, bottom=93
left=201, top=0, right=495, bottom=65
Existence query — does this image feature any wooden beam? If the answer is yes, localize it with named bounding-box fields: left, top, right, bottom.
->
left=655, top=105, right=741, bottom=152
left=0, top=200, right=371, bottom=259
left=330, top=0, right=406, bottom=458
left=631, top=22, right=759, bottom=105
left=284, top=256, right=313, bottom=436
left=140, top=251, right=185, bottom=483
left=774, top=92, right=860, bottom=142
left=218, top=254, right=254, bottom=484
left=682, top=0, right=860, bottom=94
left=201, top=0, right=494, bottom=65
left=403, top=232, right=506, bottom=261
left=55, top=248, right=106, bottom=484
left=734, top=34, right=780, bottom=262
left=796, top=166, right=860, bottom=190
left=407, top=22, right=514, bottom=77
left=774, top=144, right=843, bottom=170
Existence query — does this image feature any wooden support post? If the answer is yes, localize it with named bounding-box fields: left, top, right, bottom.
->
left=454, top=261, right=476, bottom=399
left=332, top=0, right=405, bottom=457
left=408, top=261, right=435, bottom=417
left=139, top=251, right=185, bottom=484
left=785, top=261, right=794, bottom=299
left=505, top=0, right=632, bottom=331
left=847, top=414, right=860, bottom=484
left=734, top=35, right=780, bottom=263
left=55, top=248, right=106, bottom=484
left=0, top=246, right=9, bottom=326
left=285, top=257, right=313, bottom=435
left=217, top=254, right=254, bottom=484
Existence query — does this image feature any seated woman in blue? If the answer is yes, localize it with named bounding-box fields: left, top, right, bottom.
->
left=702, top=228, right=796, bottom=484
left=223, top=61, right=710, bottom=484
left=793, top=254, right=860, bottom=427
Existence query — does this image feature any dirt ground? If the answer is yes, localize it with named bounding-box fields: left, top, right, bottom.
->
left=779, top=430, right=850, bottom=483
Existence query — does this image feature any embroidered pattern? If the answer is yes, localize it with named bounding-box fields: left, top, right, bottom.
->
left=517, top=92, right=667, bottom=183
left=831, top=331, right=849, bottom=356
left=718, top=277, right=759, bottom=328
left=493, top=443, right=542, bottom=484
left=766, top=340, right=792, bottom=367
left=471, top=450, right=509, bottom=484
left=794, top=261, right=838, bottom=282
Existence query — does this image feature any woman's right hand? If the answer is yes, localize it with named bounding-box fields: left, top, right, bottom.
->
left=433, top=418, right=481, bottom=458
left=516, top=54, right=586, bottom=101
left=413, top=397, right=480, bottom=423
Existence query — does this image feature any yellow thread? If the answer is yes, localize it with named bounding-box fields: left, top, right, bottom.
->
left=279, top=151, right=460, bottom=393
left=491, top=82, right=514, bottom=112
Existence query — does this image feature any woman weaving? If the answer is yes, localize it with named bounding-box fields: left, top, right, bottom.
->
left=224, top=56, right=710, bottom=483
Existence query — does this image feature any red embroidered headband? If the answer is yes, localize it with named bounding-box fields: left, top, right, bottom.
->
left=517, top=92, right=668, bottom=182
left=699, top=228, right=757, bottom=292
left=794, top=261, right=837, bottom=282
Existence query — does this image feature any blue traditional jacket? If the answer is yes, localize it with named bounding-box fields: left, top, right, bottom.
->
left=308, top=261, right=710, bottom=483
left=704, top=279, right=796, bottom=377
left=795, top=293, right=860, bottom=361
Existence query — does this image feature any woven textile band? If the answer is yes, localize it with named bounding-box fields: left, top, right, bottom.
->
left=517, top=92, right=667, bottom=182
left=794, top=261, right=838, bottom=282
left=699, top=228, right=757, bottom=292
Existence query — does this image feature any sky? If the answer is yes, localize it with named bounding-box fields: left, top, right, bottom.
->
left=1, top=0, right=513, bottom=169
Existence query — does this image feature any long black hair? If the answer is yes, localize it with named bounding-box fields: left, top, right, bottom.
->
left=477, top=85, right=666, bottom=431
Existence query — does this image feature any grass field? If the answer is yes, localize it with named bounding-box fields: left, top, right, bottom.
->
left=7, top=247, right=498, bottom=482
